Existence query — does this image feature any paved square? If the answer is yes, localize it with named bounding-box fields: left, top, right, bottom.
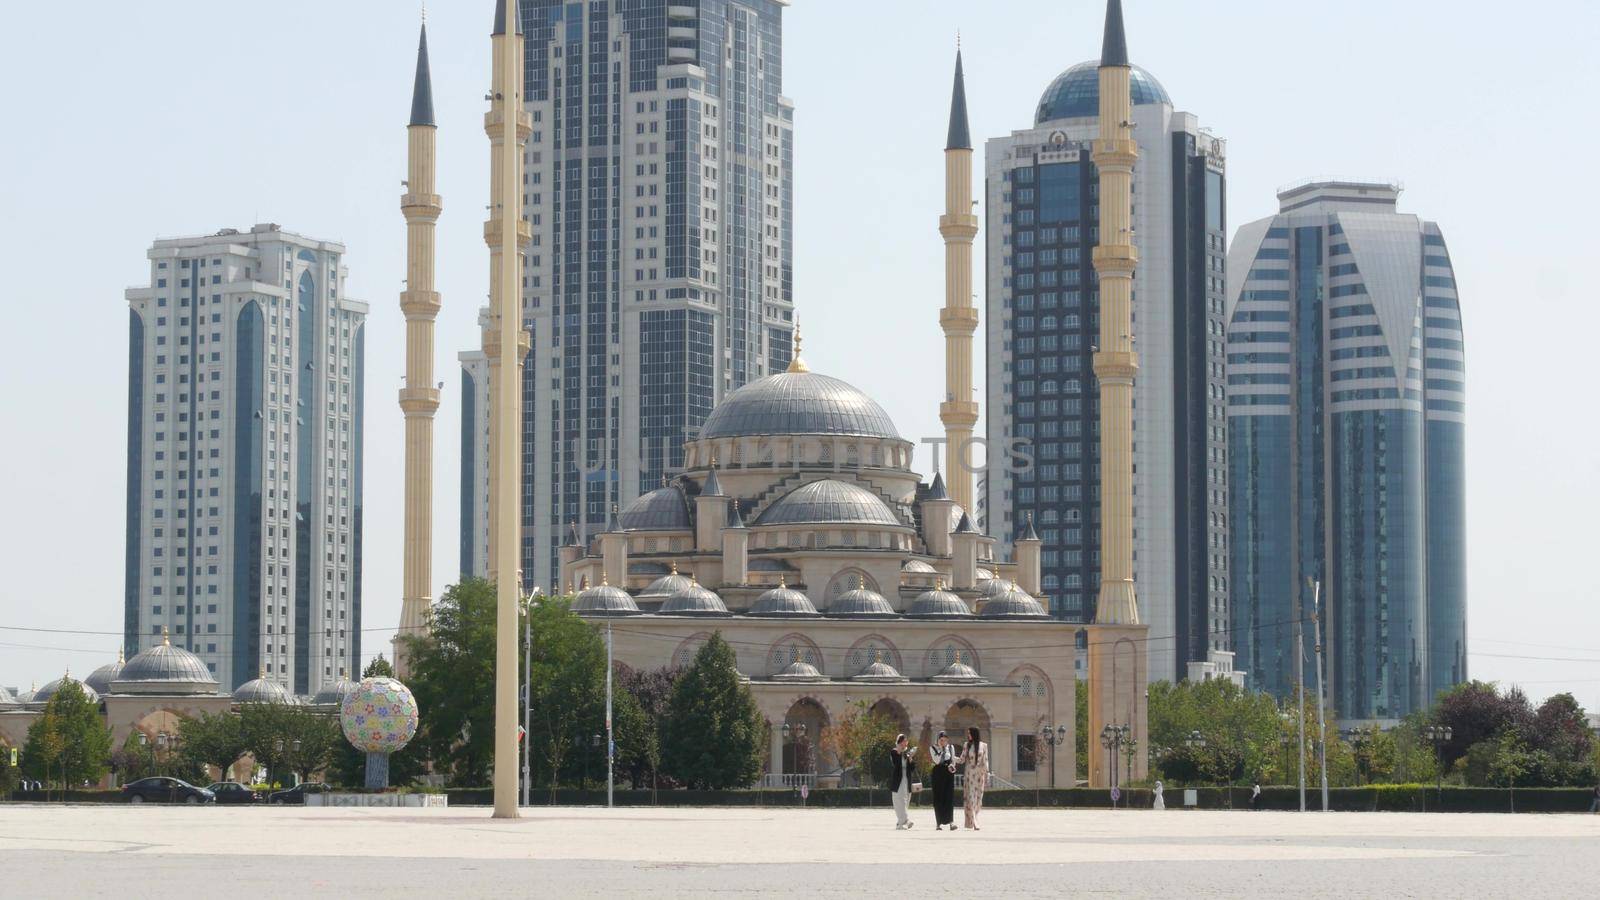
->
left=0, top=804, right=1596, bottom=897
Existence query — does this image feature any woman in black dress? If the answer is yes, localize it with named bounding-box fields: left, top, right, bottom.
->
left=928, top=731, right=957, bottom=830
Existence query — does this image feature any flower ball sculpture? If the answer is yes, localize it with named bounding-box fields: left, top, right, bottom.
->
left=340, top=676, right=419, bottom=788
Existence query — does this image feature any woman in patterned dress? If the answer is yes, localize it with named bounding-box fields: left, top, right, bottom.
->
left=960, top=726, right=989, bottom=830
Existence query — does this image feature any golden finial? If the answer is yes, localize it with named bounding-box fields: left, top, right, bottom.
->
left=670, top=560, right=679, bottom=575
left=117, top=646, right=125, bottom=664
left=786, top=319, right=809, bottom=373
left=935, top=577, right=945, bottom=591
left=856, top=574, right=865, bottom=590
left=778, top=574, right=787, bottom=589
left=161, top=627, right=171, bottom=647
left=601, top=572, right=610, bottom=586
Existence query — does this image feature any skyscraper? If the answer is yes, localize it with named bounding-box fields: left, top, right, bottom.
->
left=1227, top=180, right=1467, bottom=721
left=124, top=224, right=367, bottom=693
left=461, top=0, right=795, bottom=593
left=982, top=4, right=1229, bottom=684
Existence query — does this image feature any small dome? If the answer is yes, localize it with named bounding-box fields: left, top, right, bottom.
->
left=828, top=580, right=898, bottom=618
left=771, top=659, right=828, bottom=682
left=699, top=371, right=901, bottom=440
left=756, top=479, right=902, bottom=528
left=31, top=674, right=98, bottom=707
left=902, top=560, right=937, bottom=574
left=1035, top=61, right=1170, bottom=124
left=659, top=581, right=731, bottom=617
left=975, top=568, right=995, bottom=582
left=14, top=685, right=35, bottom=704
left=979, top=578, right=1021, bottom=598
left=234, top=674, right=293, bottom=705
left=83, top=654, right=125, bottom=695
left=574, top=581, right=642, bottom=616
left=931, top=658, right=986, bottom=684
left=749, top=580, right=820, bottom=617
left=852, top=656, right=908, bottom=683
left=312, top=676, right=357, bottom=707
left=639, top=565, right=694, bottom=600
left=115, top=636, right=218, bottom=692
left=618, top=485, right=691, bottom=531
left=980, top=587, right=1051, bottom=619
left=908, top=586, right=973, bottom=618
left=0, top=685, right=16, bottom=707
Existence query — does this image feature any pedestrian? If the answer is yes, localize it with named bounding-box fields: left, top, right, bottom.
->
left=889, top=733, right=916, bottom=830
left=1249, top=781, right=1262, bottom=810
left=1590, top=783, right=1599, bottom=814
left=929, top=731, right=957, bottom=830
left=961, top=726, right=989, bottom=830
left=1152, top=780, right=1165, bottom=810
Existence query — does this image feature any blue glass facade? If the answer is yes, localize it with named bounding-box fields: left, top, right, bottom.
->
left=1425, top=420, right=1466, bottom=700
left=232, top=301, right=265, bottom=688
left=460, top=368, right=478, bottom=578
left=293, top=270, right=315, bottom=694
left=1227, top=415, right=1294, bottom=695
left=351, top=323, right=364, bottom=672
left=125, top=310, right=145, bottom=660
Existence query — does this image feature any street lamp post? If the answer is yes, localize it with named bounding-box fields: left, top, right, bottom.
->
left=1039, top=725, right=1068, bottom=792
left=1100, top=724, right=1130, bottom=808
left=1423, top=725, right=1453, bottom=807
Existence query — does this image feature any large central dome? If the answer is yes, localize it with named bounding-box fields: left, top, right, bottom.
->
left=699, top=371, right=900, bottom=441
left=1035, top=61, right=1169, bottom=124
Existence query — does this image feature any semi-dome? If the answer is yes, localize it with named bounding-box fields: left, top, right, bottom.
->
left=234, top=673, right=293, bottom=705
left=902, top=559, right=937, bottom=574
left=659, top=581, right=731, bottom=616
left=772, top=659, right=828, bottom=682
left=639, top=564, right=694, bottom=600
left=980, top=587, right=1051, bottom=620
left=1035, top=61, right=1170, bottom=124
left=749, top=579, right=820, bottom=618
left=573, top=580, right=642, bottom=616
left=931, top=658, right=986, bottom=684
left=30, top=673, right=97, bottom=707
left=828, top=580, right=898, bottom=619
left=699, top=371, right=901, bottom=440
left=852, top=656, right=909, bottom=683
left=83, top=652, right=125, bottom=695
left=312, top=675, right=357, bottom=707
left=114, top=635, right=219, bottom=693
left=618, top=485, right=691, bottom=531
left=908, top=585, right=973, bottom=618
left=756, top=479, right=902, bottom=528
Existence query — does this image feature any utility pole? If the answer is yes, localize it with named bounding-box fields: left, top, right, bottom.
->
left=1294, top=601, right=1306, bottom=812
left=1310, top=578, right=1329, bottom=812
left=522, top=597, right=531, bottom=808
left=606, top=619, right=614, bottom=809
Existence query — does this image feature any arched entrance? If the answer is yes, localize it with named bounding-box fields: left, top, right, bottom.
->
left=782, top=698, right=828, bottom=776
left=943, top=699, right=992, bottom=748
left=867, top=697, right=911, bottom=738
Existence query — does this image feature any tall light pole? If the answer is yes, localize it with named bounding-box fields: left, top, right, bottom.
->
left=522, top=594, right=531, bottom=808
left=1294, top=607, right=1307, bottom=812
left=1310, top=578, right=1329, bottom=811
left=605, top=619, right=614, bottom=809
left=1424, top=725, right=1453, bottom=807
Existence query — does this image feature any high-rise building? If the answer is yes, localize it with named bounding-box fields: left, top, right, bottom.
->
left=124, top=224, right=367, bottom=693
left=460, top=0, right=795, bottom=592
left=1226, top=180, right=1466, bottom=721
left=982, top=11, right=1229, bottom=684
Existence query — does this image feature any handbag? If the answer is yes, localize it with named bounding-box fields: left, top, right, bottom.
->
left=912, top=781, right=923, bottom=793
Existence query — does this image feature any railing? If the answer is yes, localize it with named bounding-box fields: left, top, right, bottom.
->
left=954, top=772, right=1023, bottom=791
left=759, top=773, right=818, bottom=789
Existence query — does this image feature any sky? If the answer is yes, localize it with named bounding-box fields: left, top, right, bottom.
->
left=1, top=1, right=1597, bottom=710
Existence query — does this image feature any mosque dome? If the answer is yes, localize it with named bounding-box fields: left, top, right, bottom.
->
left=979, top=587, right=1051, bottom=620
left=772, top=659, right=828, bottom=682
left=114, top=636, right=219, bottom=694
left=573, top=581, right=642, bottom=617
left=931, top=658, right=986, bottom=684
left=908, top=586, right=973, bottom=619
left=699, top=371, right=901, bottom=441
left=902, top=560, right=937, bottom=574
left=827, top=581, right=898, bottom=619
left=975, top=568, right=995, bottom=583
left=756, top=480, right=902, bottom=528
left=30, top=673, right=98, bottom=707
left=312, top=675, right=357, bottom=707
left=234, top=673, right=293, bottom=705
left=618, top=485, right=691, bottom=532
left=0, top=685, right=16, bottom=707
left=659, top=581, right=731, bottom=617
left=749, top=581, right=820, bottom=618
left=83, top=654, right=125, bottom=695
left=851, top=657, right=909, bottom=684
left=639, top=565, right=694, bottom=600
left=978, top=578, right=1022, bottom=599
left=1035, top=61, right=1170, bottom=124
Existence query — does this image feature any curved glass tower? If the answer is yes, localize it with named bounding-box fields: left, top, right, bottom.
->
left=1226, top=182, right=1466, bottom=722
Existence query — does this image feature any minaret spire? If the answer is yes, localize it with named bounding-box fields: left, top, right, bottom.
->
left=1101, top=0, right=1129, bottom=67
left=395, top=11, right=444, bottom=681
left=938, top=46, right=979, bottom=514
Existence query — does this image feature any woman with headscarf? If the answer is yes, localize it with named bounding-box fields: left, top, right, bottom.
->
left=960, top=726, right=989, bottom=830
left=928, top=731, right=957, bottom=830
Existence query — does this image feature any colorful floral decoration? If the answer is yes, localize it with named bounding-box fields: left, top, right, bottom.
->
left=340, top=676, right=419, bottom=754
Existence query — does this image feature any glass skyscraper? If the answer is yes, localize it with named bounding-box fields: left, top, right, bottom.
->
left=462, top=0, right=794, bottom=590
left=984, top=61, right=1230, bottom=685
left=125, top=225, right=366, bottom=693
left=1226, top=181, right=1466, bottom=721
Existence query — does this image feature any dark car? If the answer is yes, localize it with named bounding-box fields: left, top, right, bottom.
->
left=267, top=782, right=328, bottom=805
left=122, top=777, right=215, bottom=805
left=205, top=782, right=261, bottom=805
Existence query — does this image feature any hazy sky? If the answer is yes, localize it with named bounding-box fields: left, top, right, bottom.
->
left=2, top=1, right=1596, bottom=710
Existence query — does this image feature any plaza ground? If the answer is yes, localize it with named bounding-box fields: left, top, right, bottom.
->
left=1, top=804, right=1597, bottom=897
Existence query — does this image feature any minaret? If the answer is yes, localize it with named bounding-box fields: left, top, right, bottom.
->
left=394, top=18, right=442, bottom=680
left=1085, top=0, right=1148, bottom=790
left=939, top=47, right=979, bottom=513
left=488, top=0, right=530, bottom=820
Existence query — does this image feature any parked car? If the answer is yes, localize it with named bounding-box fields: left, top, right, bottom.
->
left=122, top=777, right=215, bottom=805
left=267, top=782, right=328, bottom=805
left=205, top=782, right=261, bottom=805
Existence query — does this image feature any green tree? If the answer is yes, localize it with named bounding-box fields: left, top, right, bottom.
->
left=615, top=663, right=680, bottom=789
left=0, top=742, right=18, bottom=796
left=662, top=633, right=765, bottom=789
left=1148, top=678, right=1283, bottom=785
left=819, top=699, right=900, bottom=788
left=178, top=712, right=249, bottom=781
left=402, top=578, right=500, bottom=784
left=524, top=594, right=606, bottom=794
left=363, top=655, right=396, bottom=679
left=239, top=702, right=341, bottom=785
left=1075, top=678, right=1088, bottom=781
left=21, top=681, right=112, bottom=794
